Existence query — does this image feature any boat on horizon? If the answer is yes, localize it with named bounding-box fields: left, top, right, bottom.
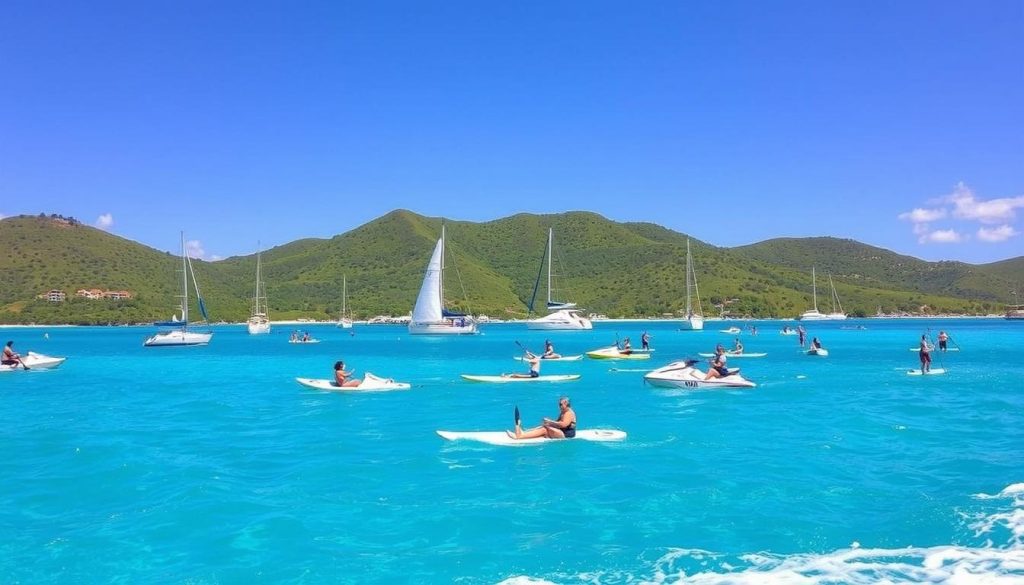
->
left=526, top=228, right=592, bottom=331
left=144, top=232, right=213, bottom=347
left=678, top=239, right=705, bottom=331
left=246, top=243, right=271, bottom=335
left=798, top=267, right=847, bottom=321
left=408, top=224, right=479, bottom=335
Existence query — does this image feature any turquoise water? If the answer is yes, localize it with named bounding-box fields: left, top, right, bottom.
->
left=2, top=320, right=1022, bottom=583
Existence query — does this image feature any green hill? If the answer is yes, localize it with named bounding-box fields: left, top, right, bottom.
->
left=0, top=211, right=1020, bottom=324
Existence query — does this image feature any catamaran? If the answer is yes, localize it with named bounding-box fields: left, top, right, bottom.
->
left=678, top=238, right=705, bottom=331
left=144, top=232, right=214, bottom=346
left=338, top=275, right=353, bottom=329
left=797, top=267, right=847, bottom=321
left=246, top=244, right=271, bottom=335
left=408, top=224, right=479, bottom=335
left=526, top=228, right=592, bottom=330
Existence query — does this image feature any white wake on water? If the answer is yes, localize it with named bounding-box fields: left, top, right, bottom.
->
left=498, top=483, right=1024, bottom=584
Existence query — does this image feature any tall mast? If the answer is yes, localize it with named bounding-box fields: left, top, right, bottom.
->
left=343, top=275, right=347, bottom=317
left=253, top=243, right=261, bottom=312
left=685, top=239, right=693, bottom=315
left=547, top=228, right=553, bottom=305
left=812, top=267, right=818, bottom=312
left=439, top=223, right=445, bottom=308
left=181, top=231, right=189, bottom=326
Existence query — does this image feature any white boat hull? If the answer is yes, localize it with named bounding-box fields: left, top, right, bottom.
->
left=247, top=320, right=271, bottom=335
left=798, top=311, right=848, bottom=321
left=144, top=330, right=213, bottom=347
left=408, top=321, right=479, bottom=335
left=338, top=319, right=353, bottom=329
left=436, top=429, right=626, bottom=446
left=526, top=310, right=593, bottom=330
left=644, top=361, right=755, bottom=389
left=678, top=316, right=704, bottom=331
left=460, top=374, right=581, bottom=383
left=0, top=352, right=67, bottom=371
left=585, top=346, right=651, bottom=360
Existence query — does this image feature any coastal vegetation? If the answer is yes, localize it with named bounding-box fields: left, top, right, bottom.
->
left=0, top=212, right=1019, bottom=324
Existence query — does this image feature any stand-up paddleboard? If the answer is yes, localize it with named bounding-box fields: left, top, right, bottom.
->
left=806, top=348, right=829, bottom=357
left=908, top=347, right=959, bottom=352
left=512, top=355, right=583, bottom=362
left=697, top=352, right=767, bottom=358
left=295, top=373, right=410, bottom=391
left=585, top=346, right=651, bottom=360
left=907, top=368, right=947, bottom=376
left=460, top=374, right=581, bottom=383
left=436, top=429, right=626, bottom=446
left=289, top=339, right=321, bottom=344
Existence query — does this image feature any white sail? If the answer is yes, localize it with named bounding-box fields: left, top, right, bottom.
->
left=411, top=238, right=445, bottom=323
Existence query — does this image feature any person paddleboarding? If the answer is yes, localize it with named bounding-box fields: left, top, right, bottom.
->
left=507, top=396, right=576, bottom=440
left=506, top=351, right=541, bottom=378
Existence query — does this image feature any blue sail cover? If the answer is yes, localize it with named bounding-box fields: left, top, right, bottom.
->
left=198, top=298, right=210, bottom=322
left=442, top=309, right=468, bottom=318
left=154, top=320, right=188, bottom=327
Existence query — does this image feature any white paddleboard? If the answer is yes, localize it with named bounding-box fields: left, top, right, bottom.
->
left=697, top=352, right=767, bottom=358
left=806, top=348, right=829, bottom=357
left=907, top=368, right=947, bottom=376
left=289, top=339, right=321, bottom=344
left=460, top=374, right=581, bottom=383
left=436, top=429, right=626, bottom=446
left=512, top=355, right=584, bottom=362
left=908, top=347, right=958, bottom=352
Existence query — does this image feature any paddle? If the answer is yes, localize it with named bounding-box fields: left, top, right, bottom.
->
left=514, top=405, right=521, bottom=427
left=514, top=340, right=533, bottom=356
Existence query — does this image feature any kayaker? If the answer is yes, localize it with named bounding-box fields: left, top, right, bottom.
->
left=508, top=396, right=577, bottom=440
left=732, top=337, right=744, bottom=354
left=937, top=331, right=949, bottom=352
left=506, top=351, right=541, bottom=378
left=641, top=331, right=651, bottom=351
left=918, top=335, right=932, bottom=373
left=333, top=360, right=362, bottom=387
left=542, top=340, right=561, bottom=359
left=2, top=341, right=23, bottom=367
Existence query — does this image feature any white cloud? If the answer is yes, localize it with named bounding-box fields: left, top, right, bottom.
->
left=918, top=229, right=965, bottom=244
left=898, top=207, right=947, bottom=223
left=95, top=213, right=114, bottom=230
left=0, top=213, right=6, bottom=220
left=977, top=224, right=1019, bottom=243
left=186, top=239, right=206, bottom=259
left=209, top=255, right=224, bottom=262
left=946, top=182, right=1024, bottom=224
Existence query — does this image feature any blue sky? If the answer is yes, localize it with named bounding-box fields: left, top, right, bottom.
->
left=1, top=1, right=1021, bottom=263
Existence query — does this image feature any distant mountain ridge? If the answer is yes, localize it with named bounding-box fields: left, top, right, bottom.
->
left=0, top=211, right=1020, bottom=324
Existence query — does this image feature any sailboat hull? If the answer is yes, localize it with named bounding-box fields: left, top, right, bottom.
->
left=247, top=320, right=271, bottom=335
left=338, top=319, right=353, bottom=329
left=408, top=320, right=479, bottom=335
left=797, top=310, right=847, bottom=321
left=678, top=316, right=705, bottom=330
left=526, top=309, right=592, bottom=330
left=144, top=330, right=213, bottom=346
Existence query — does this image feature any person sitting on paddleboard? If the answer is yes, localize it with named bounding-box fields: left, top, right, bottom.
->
left=732, top=338, right=744, bottom=354
left=2, top=341, right=22, bottom=367
left=937, top=331, right=949, bottom=352
left=333, top=360, right=362, bottom=387
left=641, top=331, right=651, bottom=351
left=507, top=351, right=541, bottom=378
left=620, top=337, right=633, bottom=355
left=509, top=396, right=576, bottom=439
left=811, top=337, right=823, bottom=351
left=542, top=340, right=561, bottom=359
left=704, top=347, right=730, bottom=380
left=918, top=335, right=932, bottom=373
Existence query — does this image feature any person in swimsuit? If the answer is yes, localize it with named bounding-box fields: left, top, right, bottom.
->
left=509, top=396, right=577, bottom=439
left=619, top=337, right=633, bottom=355
left=918, top=335, right=932, bottom=373
left=811, top=337, right=823, bottom=351
left=2, top=341, right=23, bottom=367
left=732, top=337, right=744, bottom=354
left=333, top=360, right=362, bottom=387
left=704, top=347, right=730, bottom=380
left=937, top=331, right=949, bottom=352
left=641, top=331, right=651, bottom=351
left=798, top=325, right=806, bottom=347
left=542, top=340, right=561, bottom=359
left=506, top=351, right=541, bottom=378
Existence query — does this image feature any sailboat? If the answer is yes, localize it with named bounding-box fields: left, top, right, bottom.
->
left=526, top=228, right=592, bottom=330
left=246, top=244, right=270, bottom=335
left=408, top=224, right=479, bottom=335
left=337, top=275, right=353, bottom=329
left=144, top=232, right=214, bottom=346
left=678, top=239, right=705, bottom=331
left=797, top=267, right=847, bottom=321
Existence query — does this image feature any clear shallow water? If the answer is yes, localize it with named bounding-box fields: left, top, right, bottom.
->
left=1, top=319, right=1022, bottom=583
